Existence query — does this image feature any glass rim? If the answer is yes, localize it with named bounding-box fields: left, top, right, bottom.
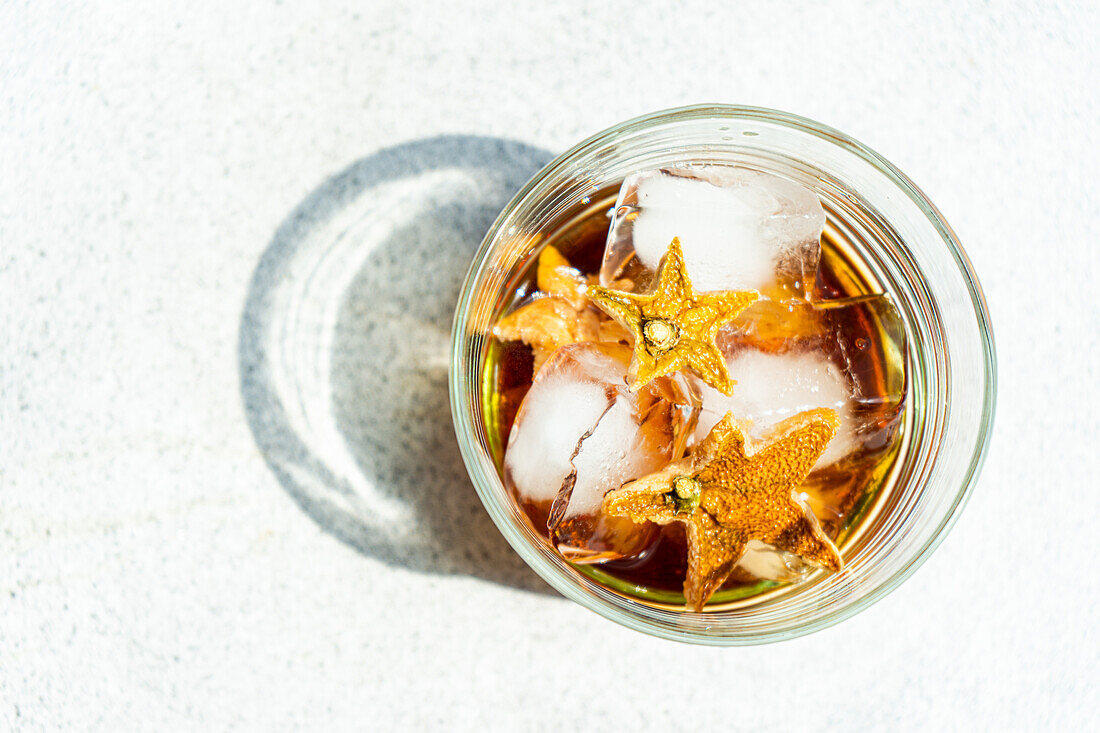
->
left=449, top=103, right=997, bottom=645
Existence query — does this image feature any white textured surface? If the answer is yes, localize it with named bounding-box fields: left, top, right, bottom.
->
left=2, top=1, right=1098, bottom=730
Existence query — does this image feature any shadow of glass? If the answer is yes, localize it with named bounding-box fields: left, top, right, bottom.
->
left=239, top=136, right=555, bottom=594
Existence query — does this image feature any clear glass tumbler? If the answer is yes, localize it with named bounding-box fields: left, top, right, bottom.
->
left=449, top=104, right=996, bottom=645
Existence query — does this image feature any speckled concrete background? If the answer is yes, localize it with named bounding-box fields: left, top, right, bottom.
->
left=2, top=1, right=1097, bottom=730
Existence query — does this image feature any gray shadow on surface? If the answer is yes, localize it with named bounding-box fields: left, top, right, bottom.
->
left=239, top=136, right=554, bottom=593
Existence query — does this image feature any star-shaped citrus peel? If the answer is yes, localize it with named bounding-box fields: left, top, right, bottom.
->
left=602, top=408, right=844, bottom=611
left=587, top=237, right=758, bottom=395
left=495, top=245, right=633, bottom=372
left=493, top=245, right=601, bottom=372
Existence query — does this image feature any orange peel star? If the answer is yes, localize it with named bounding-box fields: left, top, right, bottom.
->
left=588, top=238, right=758, bottom=395
left=493, top=245, right=598, bottom=372
left=494, top=245, right=632, bottom=372
left=536, top=244, right=589, bottom=309
left=494, top=297, right=601, bottom=373
left=602, top=408, right=844, bottom=611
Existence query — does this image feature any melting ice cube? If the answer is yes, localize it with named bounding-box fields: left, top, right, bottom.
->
left=503, top=342, right=698, bottom=562
left=697, top=295, right=907, bottom=471
left=694, top=349, right=855, bottom=468
left=600, top=166, right=825, bottom=296
left=737, top=540, right=816, bottom=583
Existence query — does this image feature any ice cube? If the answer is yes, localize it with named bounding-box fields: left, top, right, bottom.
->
left=694, top=349, right=855, bottom=468
left=736, top=540, right=815, bottom=583
left=503, top=342, right=698, bottom=562
left=600, top=166, right=825, bottom=297
left=698, top=294, right=907, bottom=471
left=503, top=361, right=612, bottom=507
